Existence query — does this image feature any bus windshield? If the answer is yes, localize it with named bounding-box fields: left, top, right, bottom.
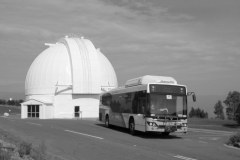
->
left=149, top=94, right=187, bottom=117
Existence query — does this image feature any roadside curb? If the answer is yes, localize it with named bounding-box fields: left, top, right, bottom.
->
left=224, top=144, right=240, bottom=150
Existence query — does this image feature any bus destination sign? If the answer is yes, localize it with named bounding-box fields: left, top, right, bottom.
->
left=150, top=84, right=186, bottom=95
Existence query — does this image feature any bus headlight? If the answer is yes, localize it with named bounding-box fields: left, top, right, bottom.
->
left=147, top=122, right=157, bottom=127
left=182, top=123, right=187, bottom=127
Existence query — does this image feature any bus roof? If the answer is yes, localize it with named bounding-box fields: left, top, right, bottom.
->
left=125, top=75, right=177, bottom=87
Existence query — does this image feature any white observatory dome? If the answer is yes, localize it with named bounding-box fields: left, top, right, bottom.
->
left=22, top=36, right=118, bottom=119
left=25, top=37, right=118, bottom=96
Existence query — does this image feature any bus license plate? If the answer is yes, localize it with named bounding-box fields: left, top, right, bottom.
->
left=165, top=126, right=177, bottom=132
left=164, top=122, right=176, bottom=126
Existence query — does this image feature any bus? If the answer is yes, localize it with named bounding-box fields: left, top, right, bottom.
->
left=99, top=75, right=196, bottom=135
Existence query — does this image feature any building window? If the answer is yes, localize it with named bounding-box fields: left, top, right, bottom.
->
left=27, top=105, right=39, bottom=118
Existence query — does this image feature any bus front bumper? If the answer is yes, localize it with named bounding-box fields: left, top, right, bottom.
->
left=145, top=124, right=188, bottom=133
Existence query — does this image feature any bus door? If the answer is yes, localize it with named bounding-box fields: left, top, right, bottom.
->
left=134, top=97, right=146, bottom=132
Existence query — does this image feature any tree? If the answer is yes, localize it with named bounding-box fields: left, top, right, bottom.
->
left=188, top=107, right=208, bottom=119
left=223, top=91, right=240, bottom=121
left=189, top=107, right=195, bottom=118
left=0, top=99, right=6, bottom=105
left=214, top=100, right=225, bottom=120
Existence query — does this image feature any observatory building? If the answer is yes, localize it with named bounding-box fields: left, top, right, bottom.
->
left=21, top=36, right=118, bottom=119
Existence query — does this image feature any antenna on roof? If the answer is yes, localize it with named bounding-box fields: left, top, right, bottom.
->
left=44, top=43, right=55, bottom=47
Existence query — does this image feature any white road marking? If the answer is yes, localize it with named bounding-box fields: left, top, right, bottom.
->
left=173, top=155, right=197, bottom=160
left=198, top=140, right=208, bottom=144
left=199, top=137, right=220, bottom=141
left=189, top=128, right=234, bottom=135
left=26, top=122, right=42, bottom=126
left=64, top=130, right=104, bottom=140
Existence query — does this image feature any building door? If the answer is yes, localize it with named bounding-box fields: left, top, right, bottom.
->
left=75, top=106, right=80, bottom=118
left=27, top=105, right=39, bottom=118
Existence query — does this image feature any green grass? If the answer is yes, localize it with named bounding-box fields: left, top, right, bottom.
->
left=0, top=105, right=21, bottom=115
left=188, top=118, right=238, bottom=125
left=188, top=118, right=240, bottom=131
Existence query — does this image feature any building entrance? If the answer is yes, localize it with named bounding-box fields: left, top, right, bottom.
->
left=74, top=106, right=80, bottom=118
left=27, top=105, right=39, bottom=118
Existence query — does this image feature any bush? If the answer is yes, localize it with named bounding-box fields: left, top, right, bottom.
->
left=30, top=141, right=47, bottom=160
left=0, top=150, right=11, bottom=160
left=227, top=132, right=240, bottom=148
left=18, top=141, right=32, bottom=157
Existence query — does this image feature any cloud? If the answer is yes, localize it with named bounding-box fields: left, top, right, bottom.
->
left=100, top=0, right=195, bottom=21
left=0, top=24, right=55, bottom=38
left=0, top=0, right=240, bottom=96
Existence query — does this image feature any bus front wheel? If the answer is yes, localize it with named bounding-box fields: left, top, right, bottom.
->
left=129, top=119, right=135, bottom=135
left=105, top=115, right=110, bottom=128
left=162, top=132, right=170, bottom=136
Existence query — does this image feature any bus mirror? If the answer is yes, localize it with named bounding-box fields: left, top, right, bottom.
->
left=192, top=94, right=196, bottom=102
left=187, top=92, right=196, bottom=102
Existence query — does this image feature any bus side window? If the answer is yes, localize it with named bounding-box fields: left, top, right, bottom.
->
left=138, top=98, right=146, bottom=114
left=137, top=91, right=147, bottom=114
left=132, top=92, right=138, bottom=114
left=102, top=94, right=111, bottom=106
left=102, top=96, right=106, bottom=105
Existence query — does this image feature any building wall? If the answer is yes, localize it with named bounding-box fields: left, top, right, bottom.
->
left=21, top=105, right=27, bottom=119
left=22, top=93, right=100, bottom=119
left=41, top=104, right=54, bottom=119
left=53, top=94, right=100, bottom=119
left=72, top=94, right=100, bottom=118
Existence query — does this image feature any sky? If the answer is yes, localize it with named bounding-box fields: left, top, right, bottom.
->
left=0, top=0, right=240, bottom=101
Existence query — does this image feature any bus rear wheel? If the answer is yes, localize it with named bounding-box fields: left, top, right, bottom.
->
left=129, top=119, right=135, bottom=135
left=105, top=115, right=110, bottom=128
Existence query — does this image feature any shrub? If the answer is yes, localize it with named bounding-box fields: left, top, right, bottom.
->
left=18, top=141, right=32, bottom=157
left=30, top=141, right=47, bottom=160
left=0, top=150, right=11, bottom=160
left=227, top=132, right=240, bottom=148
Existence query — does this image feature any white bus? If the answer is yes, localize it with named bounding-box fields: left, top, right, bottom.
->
left=99, top=75, right=196, bottom=135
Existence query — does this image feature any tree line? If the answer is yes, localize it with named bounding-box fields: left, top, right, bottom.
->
left=0, top=99, right=24, bottom=106
left=189, top=107, right=208, bottom=118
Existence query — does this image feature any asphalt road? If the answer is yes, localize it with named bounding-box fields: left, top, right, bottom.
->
left=0, top=116, right=239, bottom=160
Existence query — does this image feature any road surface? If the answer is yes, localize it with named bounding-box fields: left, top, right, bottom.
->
left=0, top=116, right=239, bottom=160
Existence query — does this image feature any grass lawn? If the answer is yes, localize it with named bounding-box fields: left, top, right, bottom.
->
left=0, top=105, right=21, bottom=116
left=188, top=118, right=240, bottom=132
